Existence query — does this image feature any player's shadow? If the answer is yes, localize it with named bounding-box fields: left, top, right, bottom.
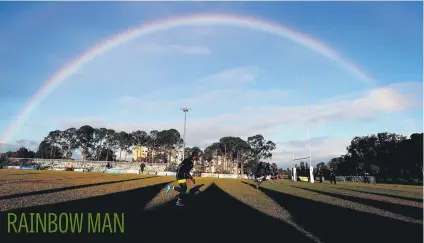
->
left=333, top=187, right=423, bottom=203
left=187, top=184, right=204, bottom=197
left=1, top=182, right=316, bottom=243
left=241, top=181, right=423, bottom=243
left=292, top=186, right=423, bottom=220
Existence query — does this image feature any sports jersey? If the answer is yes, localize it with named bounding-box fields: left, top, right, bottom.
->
left=176, top=157, right=194, bottom=180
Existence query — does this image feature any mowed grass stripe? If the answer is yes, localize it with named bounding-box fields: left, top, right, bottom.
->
left=0, top=174, right=171, bottom=211
left=0, top=171, right=149, bottom=197
left=334, top=185, right=423, bottom=200
left=278, top=179, right=423, bottom=196
left=275, top=180, right=423, bottom=203
left=289, top=183, right=422, bottom=208
left=255, top=181, right=422, bottom=224
left=338, top=183, right=423, bottom=194
left=217, top=179, right=324, bottom=243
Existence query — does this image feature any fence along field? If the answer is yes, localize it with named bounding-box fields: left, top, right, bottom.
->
left=1, top=158, right=254, bottom=178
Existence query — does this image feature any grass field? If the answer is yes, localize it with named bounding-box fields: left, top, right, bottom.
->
left=0, top=170, right=422, bottom=243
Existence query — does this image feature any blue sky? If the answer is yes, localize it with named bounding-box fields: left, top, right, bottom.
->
left=0, top=2, right=422, bottom=167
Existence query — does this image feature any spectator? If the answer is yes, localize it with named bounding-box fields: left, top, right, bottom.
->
left=140, top=162, right=145, bottom=174
left=364, top=171, right=369, bottom=184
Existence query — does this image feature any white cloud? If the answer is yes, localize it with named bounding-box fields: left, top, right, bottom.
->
left=56, top=116, right=106, bottom=130
left=16, top=139, right=39, bottom=148
left=57, top=81, right=422, bottom=167
left=197, top=66, right=260, bottom=86
left=79, top=82, right=420, bottom=140
left=117, top=65, right=288, bottom=113
left=273, top=137, right=351, bottom=168
left=0, top=139, right=39, bottom=152
left=138, top=43, right=210, bottom=55
left=120, top=88, right=290, bottom=113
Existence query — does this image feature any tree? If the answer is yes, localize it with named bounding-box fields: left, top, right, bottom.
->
left=116, top=131, right=133, bottom=161
left=5, top=151, right=17, bottom=158
left=16, top=147, right=35, bottom=158
left=220, top=137, right=251, bottom=174
left=247, top=135, right=276, bottom=160
left=36, top=140, right=63, bottom=159
left=219, top=136, right=246, bottom=173
left=189, top=147, right=204, bottom=171
left=156, top=129, right=182, bottom=163
left=246, top=134, right=276, bottom=173
left=29, top=123, right=423, bottom=184
left=60, top=128, right=78, bottom=159
left=204, top=143, right=222, bottom=172
left=298, top=161, right=309, bottom=176
left=394, top=133, right=423, bottom=181
left=132, top=130, right=148, bottom=161
left=104, top=129, right=117, bottom=161
left=93, top=128, right=108, bottom=161
left=316, top=162, right=326, bottom=169
left=46, top=130, right=62, bottom=159
left=124, top=132, right=135, bottom=161
left=270, top=163, right=278, bottom=176
left=97, top=148, right=116, bottom=161
left=76, top=125, right=95, bottom=161
left=184, top=147, right=192, bottom=160
left=147, top=130, right=159, bottom=163
left=231, top=137, right=251, bottom=175
left=324, top=132, right=423, bottom=183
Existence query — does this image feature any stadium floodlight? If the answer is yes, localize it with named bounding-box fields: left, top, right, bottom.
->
left=304, top=80, right=314, bottom=184
left=181, top=106, right=191, bottom=160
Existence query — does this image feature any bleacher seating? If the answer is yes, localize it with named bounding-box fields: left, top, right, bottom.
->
left=3, top=158, right=168, bottom=174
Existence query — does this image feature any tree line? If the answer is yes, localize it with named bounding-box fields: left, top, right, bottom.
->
left=295, top=132, right=422, bottom=183
left=3, top=126, right=421, bottom=181
left=0, top=125, right=278, bottom=175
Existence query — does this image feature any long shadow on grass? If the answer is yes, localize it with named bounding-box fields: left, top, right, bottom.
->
left=292, top=186, right=423, bottom=220
left=336, top=185, right=421, bottom=194
left=0, top=176, right=156, bottom=200
left=1, top=182, right=317, bottom=243
left=0, top=173, right=41, bottom=176
left=0, top=175, right=109, bottom=185
left=333, top=187, right=423, bottom=203
left=242, top=181, right=423, bottom=243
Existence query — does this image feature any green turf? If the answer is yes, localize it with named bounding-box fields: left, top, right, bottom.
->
left=0, top=170, right=422, bottom=243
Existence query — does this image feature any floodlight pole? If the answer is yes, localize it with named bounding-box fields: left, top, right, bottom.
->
left=304, top=81, right=314, bottom=183
left=181, top=106, right=191, bottom=160
left=292, top=143, right=296, bottom=181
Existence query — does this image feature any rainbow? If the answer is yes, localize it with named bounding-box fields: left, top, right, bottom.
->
left=0, top=13, right=374, bottom=145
